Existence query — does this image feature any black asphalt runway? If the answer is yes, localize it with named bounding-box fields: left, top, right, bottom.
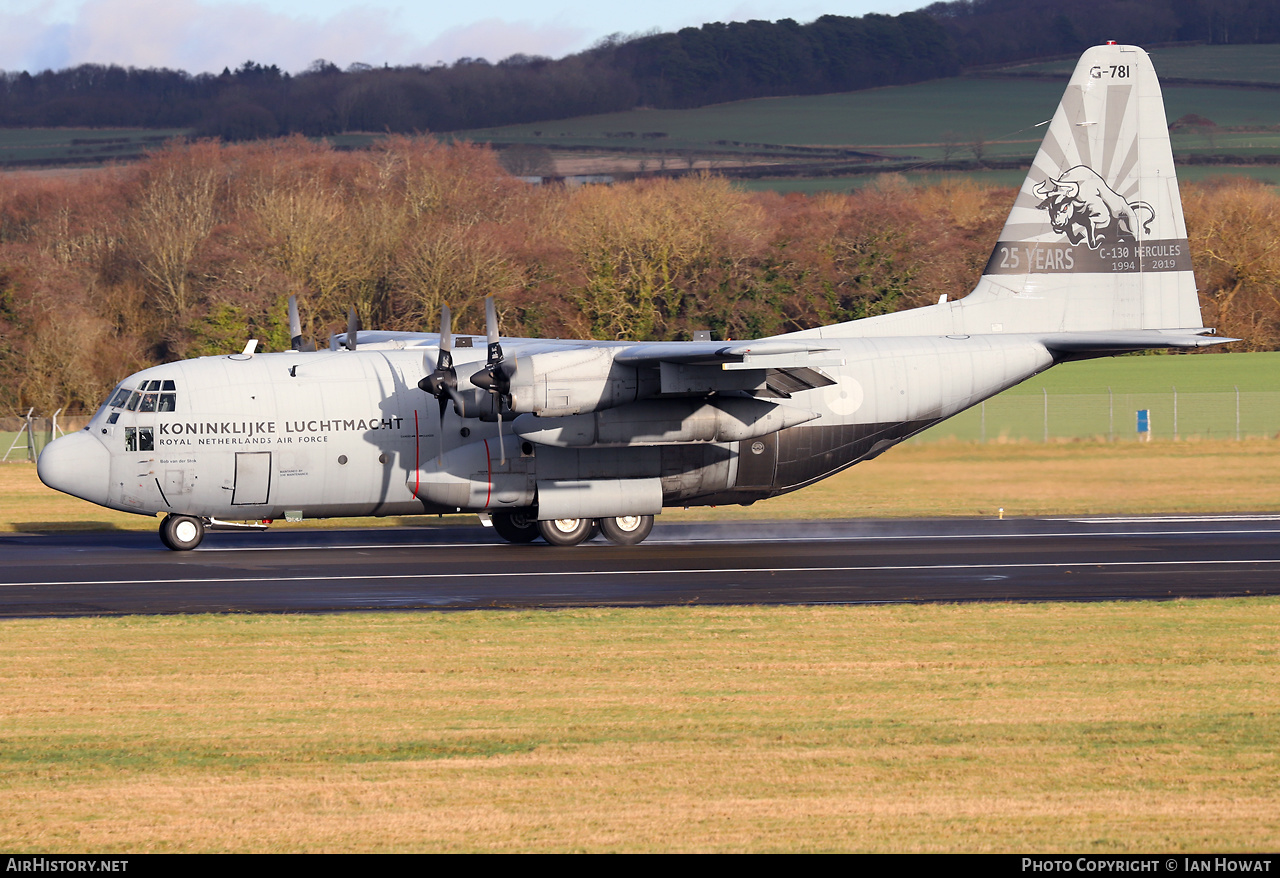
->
left=1, top=516, right=1278, bottom=617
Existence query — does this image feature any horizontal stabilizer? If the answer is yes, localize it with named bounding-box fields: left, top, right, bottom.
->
left=1039, top=329, right=1236, bottom=357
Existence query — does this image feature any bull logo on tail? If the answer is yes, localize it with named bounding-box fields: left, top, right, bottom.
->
left=1033, top=165, right=1154, bottom=250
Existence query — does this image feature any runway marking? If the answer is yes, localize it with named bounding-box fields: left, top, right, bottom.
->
left=190, top=527, right=1280, bottom=553
left=6, top=558, right=1280, bottom=588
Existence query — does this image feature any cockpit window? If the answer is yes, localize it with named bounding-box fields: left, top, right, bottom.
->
left=114, top=379, right=178, bottom=414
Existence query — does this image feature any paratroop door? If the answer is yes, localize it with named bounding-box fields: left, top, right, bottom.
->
left=232, top=452, right=271, bottom=506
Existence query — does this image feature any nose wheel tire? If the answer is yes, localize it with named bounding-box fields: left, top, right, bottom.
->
left=159, top=515, right=205, bottom=551
left=599, top=514, right=654, bottom=546
left=537, top=517, right=595, bottom=547
left=491, top=510, right=540, bottom=543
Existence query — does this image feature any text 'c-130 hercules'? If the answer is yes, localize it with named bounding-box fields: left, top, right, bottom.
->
left=39, top=44, right=1233, bottom=550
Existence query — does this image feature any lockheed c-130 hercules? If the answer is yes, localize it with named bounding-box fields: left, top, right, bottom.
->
left=39, top=44, right=1230, bottom=550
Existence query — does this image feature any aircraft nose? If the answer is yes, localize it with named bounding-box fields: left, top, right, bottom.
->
left=37, top=430, right=111, bottom=507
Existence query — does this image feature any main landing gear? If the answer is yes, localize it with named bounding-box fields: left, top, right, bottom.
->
left=159, top=514, right=205, bottom=551
left=492, top=511, right=655, bottom=547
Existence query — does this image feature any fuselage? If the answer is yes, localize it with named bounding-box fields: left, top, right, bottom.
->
left=40, top=332, right=1055, bottom=523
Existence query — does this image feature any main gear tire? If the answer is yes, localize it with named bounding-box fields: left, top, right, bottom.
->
left=599, top=514, right=654, bottom=546
left=537, top=517, right=595, bottom=547
left=491, top=510, right=540, bottom=543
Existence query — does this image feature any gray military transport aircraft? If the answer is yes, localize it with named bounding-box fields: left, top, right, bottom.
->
left=39, top=44, right=1229, bottom=550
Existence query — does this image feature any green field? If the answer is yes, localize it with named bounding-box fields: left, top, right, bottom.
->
left=460, top=79, right=1280, bottom=161
left=0, top=128, right=188, bottom=167
left=999, top=43, right=1280, bottom=84
left=735, top=164, right=1280, bottom=194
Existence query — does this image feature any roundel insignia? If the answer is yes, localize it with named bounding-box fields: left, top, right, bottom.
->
left=823, top=377, right=864, bottom=417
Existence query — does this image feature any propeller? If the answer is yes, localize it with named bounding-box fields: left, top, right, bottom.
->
left=286, top=295, right=316, bottom=352
left=471, top=297, right=514, bottom=406
left=417, top=304, right=468, bottom=461
left=470, top=296, right=512, bottom=463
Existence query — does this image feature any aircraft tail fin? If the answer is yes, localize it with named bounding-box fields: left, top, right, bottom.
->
left=798, top=44, right=1213, bottom=344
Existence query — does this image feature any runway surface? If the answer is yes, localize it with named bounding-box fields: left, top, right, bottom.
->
left=2, top=516, right=1278, bottom=617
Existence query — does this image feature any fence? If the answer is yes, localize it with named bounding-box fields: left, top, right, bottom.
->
left=0, top=413, right=90, bottom=462
left=915, top=388, right=1280, bottom=443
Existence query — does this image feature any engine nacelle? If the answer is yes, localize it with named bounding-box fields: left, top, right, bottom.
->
left=512, top=398, right=818, bottom=448
left=475, top=348, right=659, bottom=417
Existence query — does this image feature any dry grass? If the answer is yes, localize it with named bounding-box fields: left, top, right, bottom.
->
left=0, top=602, right=1277, bottom=852
left=6, top=439, right=1277, bottom=533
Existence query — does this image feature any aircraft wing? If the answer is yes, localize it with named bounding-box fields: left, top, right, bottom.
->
left=613, top=339, right=838, bottom=366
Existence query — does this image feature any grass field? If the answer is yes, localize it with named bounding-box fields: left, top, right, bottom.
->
left=459, top=80, right=1280, bottom=163
left=999, top=44, right=1280, bottom=84
left=0, top=128, right=188, bottom=167
left=1, top=601, right=1276, bottom=852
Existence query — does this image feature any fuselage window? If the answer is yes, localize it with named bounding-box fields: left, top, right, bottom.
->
left=138, top=428, right=154, bottom=452
left=125, top=427, right=136, bottom=452
left=107, top=412, right=119, bottom=425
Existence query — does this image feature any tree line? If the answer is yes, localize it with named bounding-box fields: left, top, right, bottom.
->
left=0, top=139, right=1276, bottom=415
left=2, top=1, right=1278, bottom=139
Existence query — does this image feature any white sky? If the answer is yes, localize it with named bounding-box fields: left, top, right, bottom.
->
left=0, top=0, right=920, bottom=74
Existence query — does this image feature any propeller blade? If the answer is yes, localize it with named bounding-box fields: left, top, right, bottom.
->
left=345, top=308, right=359, bottom=351
left=495, top=409, right=507, bottom=466
left=288, top=295, right=303, bottom=350
left=287, top=295, right=316, bottom=351
left=439, top=302, right=452, bottom=357
left=484, top=296, right=503, bottom=366
left=485, top=296, right=499, bottom=344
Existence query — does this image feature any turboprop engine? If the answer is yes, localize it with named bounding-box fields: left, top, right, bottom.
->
left=474, top=347, right=661, bottom=418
